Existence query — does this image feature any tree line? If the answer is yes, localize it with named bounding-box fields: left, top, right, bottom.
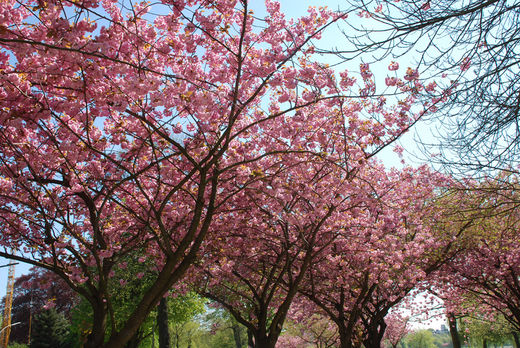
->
left=0, top=0, right=519, bottom=347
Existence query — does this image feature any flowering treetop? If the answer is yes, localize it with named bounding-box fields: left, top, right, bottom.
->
left=0, top=0, right=435, bottom=346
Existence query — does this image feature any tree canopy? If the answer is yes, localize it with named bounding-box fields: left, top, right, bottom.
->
left=1, top=0, right=520, bottom=348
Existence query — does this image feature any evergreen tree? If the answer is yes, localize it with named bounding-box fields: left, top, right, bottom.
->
left=29, top=309, right=69, bottom=348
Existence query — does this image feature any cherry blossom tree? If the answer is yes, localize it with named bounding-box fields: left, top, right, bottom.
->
left=297, top=165, right=456, bottom=348
left=195, top=162, right=453, bottom=348
left=282, top=313, right=339, bottom=348
left=189, top=70, right=435, bottom=345
left=275, top=334, right=310, bottom=348
left=195, top=157, right=382, bottom=347
left=0, top=0, right=431, bottom=347
left=383, top=312, right=410, bottom=348
left=437, top=174, right=520, bottom=333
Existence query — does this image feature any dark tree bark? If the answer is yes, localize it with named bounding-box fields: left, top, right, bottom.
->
left=337, top=322, right=355, bottom=348
left=85, top=301, right=108, bottom=348
left=158, top=297, right=171, bottom=348
left=447, top=312, right=461, bottom=348
left=362, top=317, right=387, bottom=348
left=124, top=328, right=143, bottom=348
left=251, top=334, right=277, bottom=348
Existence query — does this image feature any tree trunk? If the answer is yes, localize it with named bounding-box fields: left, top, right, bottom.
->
left=232, top=321, right=243, bottom=348
left=124, top=328, right=143, bottom=348
left=252, top=334, right=276, bottom=348
left=447, top=313, right=461, bottom=348
left=483, top=338, right=487, bottom=348
left=338, top=322, right=354, bottom=348
left=84, top=301, right=108, bottom=348
left=362, top=318, right=387, bottom=348
left=513, top=332, right=520, bottom=348
left=158, top=297, right=171, bottom=348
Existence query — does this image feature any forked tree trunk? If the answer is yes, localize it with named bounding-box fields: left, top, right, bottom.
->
left=362, top=318, right=387, bottom=348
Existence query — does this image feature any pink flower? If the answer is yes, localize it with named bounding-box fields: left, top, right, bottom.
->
left=173, top=123, right=183, bottom=134
left=404, top=67, right=419, bottom=81
left=302, top=90, right=316, bottom=102
left=186, top=123, right=196, bottom=132
left=358, top=10, right=371, bottom=18
left=43, top=300, right=57, bottom=310
left=340, top=70, right=356, bottom=89
left=360, top=63, right=373, bottom=79
left=393, top=145, right=404, bottom=156
left=425, top=82, right=437, bottom=91
left=460, top=57, right=471, bottom=71
left=388, top=61, right=399, bottom=71
left=385, top=77, right=398, bottom=86
left=278, top=92, right=290, bottom=103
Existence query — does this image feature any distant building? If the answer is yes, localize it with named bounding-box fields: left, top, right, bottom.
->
left=432, top=324, right=449, bottom=335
